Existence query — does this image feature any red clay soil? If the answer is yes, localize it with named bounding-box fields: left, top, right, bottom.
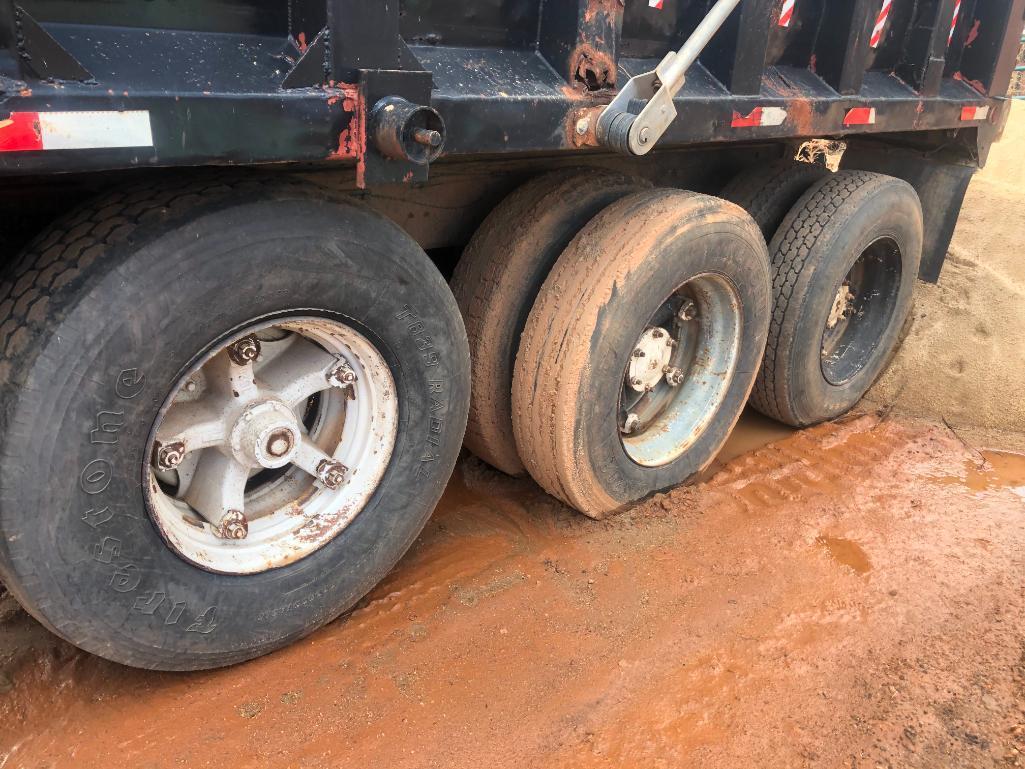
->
left=2, top=411, right=1024, bottom=768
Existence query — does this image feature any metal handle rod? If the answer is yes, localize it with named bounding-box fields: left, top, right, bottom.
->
left=661, top=0, right=745, bottom=94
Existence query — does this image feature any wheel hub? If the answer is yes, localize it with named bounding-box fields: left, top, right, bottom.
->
left=229, top=400, right=300, bottom=469
left=145, top=317, right=399, bottom=575
left=627, top=326, right=674, bottom=392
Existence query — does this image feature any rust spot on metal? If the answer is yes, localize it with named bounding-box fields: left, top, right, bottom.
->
left=567, top=105, right=605, bottom=147
left=785, top=99, right=815, bottom=137
left=326, top=83, right=367, bottom=189
left=571, top=44, right=616, bottom=92
left=965, top=19, right=980, bottom=46
left=583, top=0, right=622, bottom=23
left=953, top=71, right=986, bottom=95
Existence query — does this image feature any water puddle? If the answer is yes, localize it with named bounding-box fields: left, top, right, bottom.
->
left=933, top=450, right=1025, bottom=498
left=700, top=408, right=797, bottom=480
left=815, top=536, right=872, bottom=575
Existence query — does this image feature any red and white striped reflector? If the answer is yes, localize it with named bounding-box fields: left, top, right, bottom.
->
left=843, top=107, right=877, bottom=126
left=960, top=105, right=989, bottom=121
left=732, top=107, right=788, bottom=128
left=948, top=0, right=961, bottom=45
left=648, top=0, right=664, bottom=8
left=870, top=0, right=893, bottom=48
left=0, top=111, right=153, bottom=153
left=779, top=0, right=795, bottom=27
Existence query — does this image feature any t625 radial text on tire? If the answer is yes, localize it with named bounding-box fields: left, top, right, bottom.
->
left=512, top=189, right=771, bottom=518
left=0, top=178, right=470, bottom=670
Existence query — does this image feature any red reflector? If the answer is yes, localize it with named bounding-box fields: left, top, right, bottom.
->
left=843, top=107, right=876, bottom=126
left=0, top=112, right=44, bottom=152
left=731, top=108, right=764, bottom=128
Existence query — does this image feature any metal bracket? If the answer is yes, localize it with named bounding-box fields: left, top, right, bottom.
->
left=596, top=0, right=744, bottom=156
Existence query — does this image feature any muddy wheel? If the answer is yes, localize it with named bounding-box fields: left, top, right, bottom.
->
left=751, top=171, right=922, bottom=427
left=720, top=159, right=831, bottom=240
left=451, top=168, right=649, bottom=476
left=0, top=178, right=469, bottom=670
left=512, top=189, right=771, bottom=518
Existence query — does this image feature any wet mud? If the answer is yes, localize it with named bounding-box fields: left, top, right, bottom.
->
left=3, top=411, right=1024, bottom=768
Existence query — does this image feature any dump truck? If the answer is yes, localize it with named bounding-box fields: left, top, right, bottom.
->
left=0, top=0, right=1021, bottom=671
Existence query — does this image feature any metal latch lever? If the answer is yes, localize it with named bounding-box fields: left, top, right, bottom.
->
left=596, top=0, right=745, bottom=156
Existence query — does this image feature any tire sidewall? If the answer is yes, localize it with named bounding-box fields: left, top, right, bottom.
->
left=0, top=195, right=468, bottom=669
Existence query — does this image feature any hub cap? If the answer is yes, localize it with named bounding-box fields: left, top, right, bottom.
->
left=145, top=317, right=398, bottom=574
left=619, top=275, right=742, bottom=468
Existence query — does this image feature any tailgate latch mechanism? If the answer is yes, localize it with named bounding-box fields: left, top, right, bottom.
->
left=596, top=0, right=744, bottom=156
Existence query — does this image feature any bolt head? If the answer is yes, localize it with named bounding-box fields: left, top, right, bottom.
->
left=632, top=348, right=645, bottom=358
left=218, top=510, right=248, bottom=540
left=665, top=366, right=686, bottom=387
left=651, top=329, right=663, bottom=339
left=154, top=440, right=186, bottom=470
left=638, top=126, right=650, bottom=144
left=316, top=458, right=349, bottom=490
left=575, top=116, right=590, bottom=136
left=677, top=300, right=697, bottom=322
left=630, top=377, right=643, bottom=387
left=227, top=336, right=261, bottom=366
left=623, top=413, right=641, bottom=434
left=327, top=361, right=358, bottom=388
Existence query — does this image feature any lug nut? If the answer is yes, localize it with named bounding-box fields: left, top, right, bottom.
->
left=218, top=510, right=249, bottom=540
left=677, top=300, right=697, bottom=322
left=265, top=428, right=295, bottom=459
left=665, top=366, right=686, bottom=387
left=630, top=377, right=644, bottom=387
left=327, top=360, right=358, bottom=388
left=632, top=348, right=645, bottom=358
left=227, top=335, right=261, bottom=365
left=651, top=329, right=663, bottom=339
left=154, top=440, right=186, bottom=470
left=623, top=413, right=641, bottom=434
left=316, top=458, right=349, bottom=490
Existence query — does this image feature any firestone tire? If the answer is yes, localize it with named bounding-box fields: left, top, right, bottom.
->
left=512, top=189, right=771, bottom=518
left=0, top=177, right=470, bottom=671
left=750, top=170, right=923, bottom=427
left=451, top=168, right=650, bottom=476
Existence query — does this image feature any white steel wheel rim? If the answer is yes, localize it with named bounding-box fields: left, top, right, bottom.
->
left=619, top=273, right=742, bottom=467
left=144, top=316, right=398, bottom=575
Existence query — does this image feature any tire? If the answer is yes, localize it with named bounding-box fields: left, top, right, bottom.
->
left=0, top=176, right=470, bottom=670
left=750, top=170, right=922, bottom=427
left=450, top=168, right=649, bottom=476
left=720, top=160, right=831, bottom=240
left=512, top=189, right=771, bottom=518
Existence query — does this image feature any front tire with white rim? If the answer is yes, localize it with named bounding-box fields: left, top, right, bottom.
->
left=0, top=177, right=470, bottom=670
left=512, top=189, right=771, bottom=518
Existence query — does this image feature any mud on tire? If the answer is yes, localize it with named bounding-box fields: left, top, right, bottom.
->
left=451, top=168, right=649, bottom=476
left=512, top=189, right=771, bottom=518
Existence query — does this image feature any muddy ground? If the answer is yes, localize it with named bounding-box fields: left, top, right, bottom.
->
left=3, top=115, right=1025, bottom=769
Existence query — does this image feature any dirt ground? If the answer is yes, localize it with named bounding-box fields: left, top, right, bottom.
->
left=2, top=112, right=1025, bottom=769
left=866, top=100, right=1025, bottom=451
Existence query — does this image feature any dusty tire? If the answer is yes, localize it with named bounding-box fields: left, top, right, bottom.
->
left=451, top=168, right=649, bottom=476
left=0, top=177, right=469, bottom=670
left=720, top=160, right=831, bottom=240
left=750, top=171, right=922, bottom=427
left=512, top=189, right=771, bottom=518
